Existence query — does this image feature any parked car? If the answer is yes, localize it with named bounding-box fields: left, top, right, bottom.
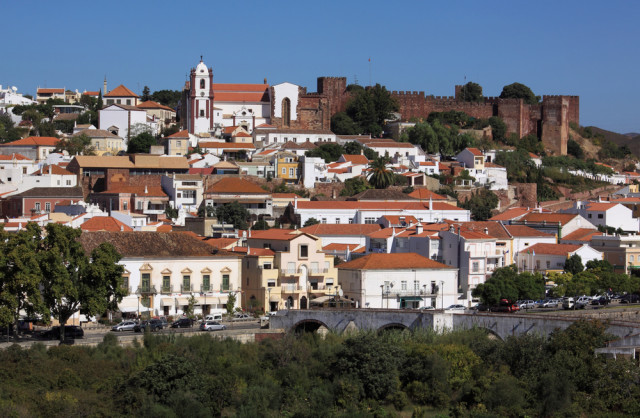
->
left=575, top=296, right=591, bottom=309
left=204, top=314, right=223, bottom=322
left=542, top=299, right=560, bottom=308
left=419, top=305, right=436, bottom=310
left=445, top=304, right=466, bottom=311
left=158, top=317, right=169, bottom=328
left=111, top=321, right=137, bottom=332
left=518, top=300, right=536, bottom=309
left=621, top=294, right=640, bottom=304
left=591, top=296, right=610, bottom=306
left=134, top=319, right=164, bottom=332
left=171, top=318, right=194, bottom=328
left=232, top=313, right=252, bottom=320
left=200, top=321, right=226, bottom=331
left=490, top=299, right=519, bottom=313
left=563, top=297, right=575, bottom=310
left=43, top=326, right=84, bottom=340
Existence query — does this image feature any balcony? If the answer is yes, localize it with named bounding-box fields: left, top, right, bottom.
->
left=281, top=283, right=302, bottom=293
left=181, top=284, right=193, bottom=293
left=136, top=285, right=157, bottom=295
left=161, top=285, right=173, bottom=294
left=201, top=284, right=212, bottom=292
left=309, top=268, right=329, bottom=275
left=383, top=289, right=435, bottom=298
left=280, top=269, right=300, bottom=277
left=220, top=284, right=232, bottom=292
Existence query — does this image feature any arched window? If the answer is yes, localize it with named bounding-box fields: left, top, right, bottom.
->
left=282, top=98, right=291, bottom=127
left=200, top=79, right=205, bottom=89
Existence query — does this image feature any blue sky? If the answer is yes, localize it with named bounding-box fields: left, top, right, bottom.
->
left=3, top=0, right=639, bottom=133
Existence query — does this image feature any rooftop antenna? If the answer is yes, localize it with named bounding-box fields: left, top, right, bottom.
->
left=368, top=57, right=372, bottom=87
left=353, top=74, right=359, bottom=86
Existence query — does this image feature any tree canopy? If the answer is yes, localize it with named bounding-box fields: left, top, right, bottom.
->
left=367, top=155, right=394, bottom=189
left=459, top=188, right=499, bottom=221
left=55, top=133, right=96, bottom=156
left=500, top=82, right=540, bottom=105
left=458, top=82, right=483, bottom=102
left=330, top=84, right=399, bottom=137
left=215, top=201, right=249, bottom=230
left=472, top=265, right=545, bottom=306
left=127, top=132, right=156, bottom=154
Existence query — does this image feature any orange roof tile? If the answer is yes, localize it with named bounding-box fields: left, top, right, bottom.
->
left=81, top=217, right=133, bottom=232
left=100, top=186, right=167, bottom=197
left=367, top=142, right=415, bottom=148
left=32, top=164, right=74, bottom=175
left=300, top=223, right=382, bottom=236
left=231, top=246, right=276, bottom=256
left=247, top=229, right=304, bottom=241
left=235, top=132, right=252, bottom=138
left=205, top=177, right=268, bottom=194
left=561, top=228, right=603, bottom=242
left=408, top=189, right=447, bottom=200
left=521, top=212, right=579, bottom=225
left=212, top=83, right=269, bottom=92
left=505, top=225, right=555, bottom=238
left=341, top=154, right=369, bottom=165
left=199, top=142, right=255, bottom=149
left=83, top=91, right=100, bottom=96
left=528, top=152, right=541, bottom=159
left=522, top=243, right=582, bottom=256
left=338, top=253, right=451, bottom=270
left=167, top=129, right=190, bottom=139
left=214, top=92, right=268, bottom=102
left=104, top=84, right=138, bottom=97
left=489, top=207, right=536, bottom=221
left=1, top=136, right=60, bottom=147
left=37, top=88, right=64, bottom=94
left=380, top=215, right=419, bottom=225
left=137, top=100, right=175, bottom=112
left=272, top=193, right=298, bottom=199
left=322, top=243, right=365, bottom=253
left=466, top=147, right=484, bottom=156
left=0, top=153, right=31, bottom=161
left=585, top=202, right=618, bottom=211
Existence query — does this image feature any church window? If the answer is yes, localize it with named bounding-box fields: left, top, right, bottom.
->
left=126, top=99, right=131, bottom=105
left=282, top=98, right=291, bottom=127
left=200, top=110, right=205, bottom=117
left=200, top=79, right=205, bottom=89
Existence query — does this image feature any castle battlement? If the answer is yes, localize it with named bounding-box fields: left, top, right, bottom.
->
left=542, top=95, right=579, bottom=99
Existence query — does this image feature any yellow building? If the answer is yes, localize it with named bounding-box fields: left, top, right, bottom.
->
left=275, top=151, right=299, bottom=184
left=75, top=128, right=125, bottom=156
left=166, top=129, right=190, bottom=156
left=240, top=229, right=340, bottom=312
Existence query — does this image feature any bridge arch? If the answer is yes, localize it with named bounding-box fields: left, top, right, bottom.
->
left=293, top=319, right=329, bottom=334
left=378, top=322, right=410, bottom=332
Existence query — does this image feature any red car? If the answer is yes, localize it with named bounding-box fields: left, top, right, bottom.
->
left=490, top=299, right=520, bottom=313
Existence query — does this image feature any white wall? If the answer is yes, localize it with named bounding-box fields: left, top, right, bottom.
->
left=272, top=82, right=299, bottom=120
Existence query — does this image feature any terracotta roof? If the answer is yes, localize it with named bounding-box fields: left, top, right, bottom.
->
left=74, top=128, right=121, bottom=139
left=0, top=153, right=31, bottom=161
left=505, top=225, right=555, bottom=238
left=231, top=246, right=276, bottom=256
left=282, top=140, right=317, bottom=150
left=341, top=154, right=369, bottom=165
left=528, top=152, right=541, bottom=159
left=367, top=227, right=407, bottom=239
left=104, top=84, right=138, bottom=97
left=561, top=228, right=604, bottom=242
left=32, top=164, right=74, bottom=176
left=328, top=168, right=348, bottom=174
left=367, top=142, right=416, bottom=148
left=255, top=123, right=276, bottom=128
left=137, top=100, right=175, bottom=112
left=55, top=113, right=79, bottom=121
left=37, top=88, right=64, bottom=94
left=12, top=187, right=83, bottom=198
left=338, top=253, right=451, bottom=270
left=247, top=229, right=308, bottom=241
left=167, top=129, right=190, bottom=139
left=611, top=197, right=640, bottom=203
left=205, top=177, right=269, bottom=194
left=81, top=217, right=133, bottom=232
left=489, top=207, right=537, bottom=221
left=296, top=201, right=466, bottom=211
left=419, top=161, right=437, bottom=166
left=522, top=243, right=582, bottom=256
left=212, top=83, right=269, bottom=92
left=214, top=92, right=269, bottom=102
left=272, top=193, right=299, bottom=199
left=585, top=202, right=618, bottom=211
left=78, top=231, right=239, bottom=258
left=198, top=237, right=239, bottom=249
left=212, top=161, right=239, bottom=169
left=484, top=162, right=504, bottom=168
left=234, top=132, right=252, bottom=138
left=83, top=91, right=100, bottom=96
left=350, top=188, right=416, bottom=201
left=322, top=243, right=365, bottom=253
left=446, top=221, right=510, bottom=239
left=156, top=224, right=173, bottom=232
left=465, top=147, right=484, bottom=156
left=189, top=167, right=214, bottom=175
left=1, top=136, right=60, bottom=147
left=300, top=223, right=382, bottom=236
left=408, top=189, right=447, bottom=200
left=380, top=215, right=419, bottom=225
left=521, top=212, right=580, bottom=226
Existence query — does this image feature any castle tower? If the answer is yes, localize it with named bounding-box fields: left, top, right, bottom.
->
left=188, top=57, right=215, bottom=135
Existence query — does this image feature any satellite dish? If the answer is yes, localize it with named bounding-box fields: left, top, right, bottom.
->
left=12, top=86, right=17, bottom=92
left=338, top=289, right=344, bottom=297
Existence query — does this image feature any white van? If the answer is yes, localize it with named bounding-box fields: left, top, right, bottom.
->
left=204, top=314, right=223, bottom=322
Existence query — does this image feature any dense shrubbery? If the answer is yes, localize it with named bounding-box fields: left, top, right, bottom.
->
left=1, top=321, right=639, bottom=417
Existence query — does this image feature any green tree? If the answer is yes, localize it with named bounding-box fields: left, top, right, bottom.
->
left=340, top=176, right=371, bottom=196
left=141, top=86, right=151, bottom=102
left=564, top=254, right=584, bottom=275
left=472, top=265, right=519, bottom=306
left=0, top=223, right=47, bottom=335
left=458, top=82, right=483, bottom=102
left=226, top=292, right=236, bottom=315
left=127, top=132, right=156, bottom=153
left=165, top=205, right=178, bottom=219
left=55, top=133, right=96, bottom=156
left=215, top=201, right=249, bottom=230
left=488, top=116, right=507, bottom=141
left=97, top=90, right=103, bottom=110
left=459, top=188, right=499, bottom=221
left=567, top=138, right=584, bottom=159
left=304, top=142, right=346, bottom=163
left=252, top=219, right=270, bottom=230
left=344, top=141, right=378, bottom=159
left=150, top=90, right=181, bottom=109
left=500, top=82, right=540, bottom=105
left=184, top=294, right=197, bottom=319
left=303, top=218, right=320, bottom=227
left=345, top=83, right=398, bottom=136
left=367, top=155, right=394, bottom=189
left=331, top=112, right=359, bottom=135
left=39, top=224, right=126, bottom=341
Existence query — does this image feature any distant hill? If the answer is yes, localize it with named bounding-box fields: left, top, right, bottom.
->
left=589, top=126, right=640, bottom=157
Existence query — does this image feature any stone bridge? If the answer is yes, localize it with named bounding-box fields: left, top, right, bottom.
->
left=269, top=309, right=640, bottom=341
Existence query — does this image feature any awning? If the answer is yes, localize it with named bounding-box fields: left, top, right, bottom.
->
left=310, top=296, right=332, bottom=305
left=399, top=296, right=423, bottom=301
left=214, top=199, right=265, bottom=204
left=175, top=297, right=189, bottom=306
left=269, top=295, right=280, bottom=302
left=149, top=200, right=164, bottom=205
left=120, top=307, right=138, bottom=313
left=195, top=296, right=218, bottom=305
left=160, top=298, right=174, bottom=307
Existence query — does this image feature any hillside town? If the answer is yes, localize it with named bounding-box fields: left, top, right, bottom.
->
left=1, top=58, right=640, bottom=326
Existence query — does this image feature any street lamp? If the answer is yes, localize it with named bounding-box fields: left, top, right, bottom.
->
left=387, top=282, right=394, bottom=309
left=440, top=280, right=444, bottom=309
left=267, top=287, right=272, bottom=313
left=380, top=284, right=384, bottom=309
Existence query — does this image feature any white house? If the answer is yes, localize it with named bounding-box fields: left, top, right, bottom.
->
left=77, top=231, right=242, bottom=317
left=161, top=174, right=204, bottom=212
left=561, top=201, right=639, bottom=233
left=99, top=104, right=149, bottom=142
left=517, top=243, right=603, bottom=273
left=337, top=253, right=459, bottom=309
left=291, top=200, right=470, bottom=227
left=252, top=127, right=336, bottom=146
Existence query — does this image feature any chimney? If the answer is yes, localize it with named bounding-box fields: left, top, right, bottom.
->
left=103, top=76, right=107, bottom=95
left=484, top=227, right=489, bottom=235
left=294, top=195, right=298, bottom=209
left=416, top=223, right=423, bottom=234
left=332, top=189, right=336, bottom=199
left=429, top=196, right=433, bottom=211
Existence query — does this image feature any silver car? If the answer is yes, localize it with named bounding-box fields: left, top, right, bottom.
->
left=200, top=321, right=226, bottom=331
left=111, top=321, right=137, bottom=332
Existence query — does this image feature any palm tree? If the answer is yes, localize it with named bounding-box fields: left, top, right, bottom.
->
left=367, top=156, right=394, bottom=189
